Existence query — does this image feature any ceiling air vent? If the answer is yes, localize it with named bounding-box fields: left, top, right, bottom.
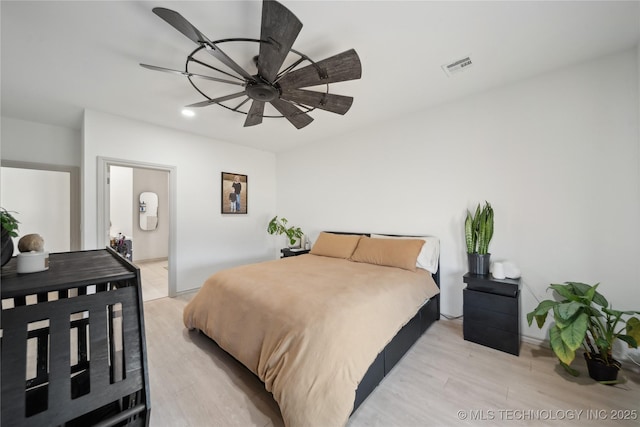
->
left=441, top=55, right=473, bottom=77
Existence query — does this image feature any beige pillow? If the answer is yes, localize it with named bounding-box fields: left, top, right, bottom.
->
left=370, top=234, right=440, bottom=273
left=310, top=232, right=363, bottom=259
left=350, top=236, right=425, bottom=271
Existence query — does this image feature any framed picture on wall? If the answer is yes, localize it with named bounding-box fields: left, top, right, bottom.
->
left=221, top=172, right=248, bottom=214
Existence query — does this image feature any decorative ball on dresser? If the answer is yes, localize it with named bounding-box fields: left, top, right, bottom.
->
left=17, top=233, right=45, bottom=252
left=16, top=233, right=49, bottom=274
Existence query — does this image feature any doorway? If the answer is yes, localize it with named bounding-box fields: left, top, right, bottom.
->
left=1, top=160, right=80, bottom=254
left=97, top=157, right=177, bottom=299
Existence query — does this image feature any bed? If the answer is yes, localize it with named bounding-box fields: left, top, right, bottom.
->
left=183, top=232, right=441, bottom=427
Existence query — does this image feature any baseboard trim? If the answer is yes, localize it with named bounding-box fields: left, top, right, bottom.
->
left=174, top=287, right=200, bottom=297
left=135, top=257, right=168, bottom=264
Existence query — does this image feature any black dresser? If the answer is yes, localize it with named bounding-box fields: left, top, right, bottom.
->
left=463, top=273, right=521, bottom=356
left=1, top=248, right=150, bottom=426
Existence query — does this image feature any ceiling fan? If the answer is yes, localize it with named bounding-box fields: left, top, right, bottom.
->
left=140, top=0, right=362, bottom=129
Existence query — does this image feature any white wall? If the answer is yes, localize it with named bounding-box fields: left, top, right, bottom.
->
left=0, top=167, right=71, bottom=254
left=276, top=48, right=640, bottom=342
left=83, top=110, right=276, bottom=293
left=1, top=117, right=81, bottom=250
left=132, top=167, right=169, bottom=261
left=0, top=117, right=81, bottom=167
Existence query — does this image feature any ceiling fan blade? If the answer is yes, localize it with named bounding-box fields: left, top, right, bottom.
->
left=153, top=7, right=206, bottom=45
left=277, top=49, right=362, bottom=90
left=258, top=0, right=303, bottom=83
left=153, top=7, right=255, bottom=81
left=244, top=100, right=265, bottom=127
left=140, top=64, right=245, bottom=86
left=270, top=99, right=313, bottom=129
left=280, top=89, right=354, bottom=115
left=186, top=91, right=247, bottom=107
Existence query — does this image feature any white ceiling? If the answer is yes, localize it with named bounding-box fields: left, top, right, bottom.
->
left=2, top=1, right=639, bottom=152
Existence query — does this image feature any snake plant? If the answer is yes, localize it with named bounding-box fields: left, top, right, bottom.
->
left=465, top=201, right=493, bottom=254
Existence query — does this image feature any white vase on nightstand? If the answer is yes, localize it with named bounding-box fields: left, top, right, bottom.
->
left=287, top=236, right=301, bottom=249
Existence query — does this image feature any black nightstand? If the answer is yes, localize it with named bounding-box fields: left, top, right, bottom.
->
left=280, top=248, right=310, bottom=258
left=463, top=273, right=521, bottom=356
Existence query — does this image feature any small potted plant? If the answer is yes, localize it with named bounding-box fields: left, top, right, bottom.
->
left=464, top=201, right=494, bottom=275
left=527, top=282, right=640, bottom=384
left=267, top=216, right=304, bottom=248
left=1, top=208, right=20, bottom=267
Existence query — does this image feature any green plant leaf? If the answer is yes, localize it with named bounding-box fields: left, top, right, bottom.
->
left=555, top=301, right=584, bottom=321
left=268, top=216, right=304, bottom=245
left=1, top=208, right=20, bottom=237
left=584, top=306, right=604, bottom=318
left=477, top=207, right=486, bottom=254
left=568, top=282, right=608, bottom=307
left=580, top=283, right=597, bottom=305
left=529, top=313, right=547, bottom=329
left=550, top=324, right=576, bottom=365
left=559, top=312, right=588, bottom=351
left=484, top=202, right=493, bottom=252
left=267, top=216, right=279, bottom=234
left=553, top=314, right=569, bottom=329
left=553, top=304, right=584, bottom=328
left=549, top=283, right=580, bottom=302
left=526, top=300, right=556, bottom=327
left=602, top=307, right=623, bottom=317
left=472, top=204, right=480, bottom=253
left=559, top=361, right=580, bottom=377
left=626, top=317, right=640, bottom=346
left=595, top=336, right=611, bottom=354
left=566, top=282, right=591, bottom=296
left=604, top=308, right=640, bottom=316
left=533, top=313, right=549, bottom=329
left=617, top=334, right=638, bottom=349
left=464, top=211, right=473, bottom=253
left=597, top=379, right=622, bottom=385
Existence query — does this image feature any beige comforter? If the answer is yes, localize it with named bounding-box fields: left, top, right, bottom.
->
left=183, top=254, right=440, bottom=427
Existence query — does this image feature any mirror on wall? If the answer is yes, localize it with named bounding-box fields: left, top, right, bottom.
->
left=139, top=192, right=158, bottom=231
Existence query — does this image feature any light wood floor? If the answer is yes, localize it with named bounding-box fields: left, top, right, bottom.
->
left=136, top=259, right=168, bottom=302
left=144, top=295, right=640, bottom=427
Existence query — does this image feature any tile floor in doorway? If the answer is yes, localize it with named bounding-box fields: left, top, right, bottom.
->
left=135, top=259, right=168, bottom=302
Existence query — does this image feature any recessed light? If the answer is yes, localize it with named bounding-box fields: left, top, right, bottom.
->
left=181, top=109, right=195, bottom=117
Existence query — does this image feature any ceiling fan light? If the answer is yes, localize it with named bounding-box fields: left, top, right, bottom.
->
left=181, top=109, right=195, bottom=117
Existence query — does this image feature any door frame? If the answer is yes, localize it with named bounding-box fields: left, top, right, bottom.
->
left=1, top=160, right=81, bottom=251
left=97, top=157, right=177, bottom=297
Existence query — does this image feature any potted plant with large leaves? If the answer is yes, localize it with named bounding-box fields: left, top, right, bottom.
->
left=267, top=216, right=304, bottom=248
left=1, top=208, right=20, bottom=267
left=465, top=201, right=494, bottom=275
left=527, top=282, right=640, bottom=384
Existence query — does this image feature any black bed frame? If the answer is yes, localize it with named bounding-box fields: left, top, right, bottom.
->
left=325, top=232, right=441, bottom=413
left=353, top=280, right=440, bottom=412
